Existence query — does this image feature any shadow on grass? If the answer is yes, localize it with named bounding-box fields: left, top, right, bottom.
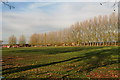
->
left=62, top=47, right=119, bottom=78
left=59, top=48, right=118, bottom=78
left=3, top=47, right=119, bottom=76
left=3, top=56, right=85, bottom=75
left=5, top=47, right=103, bottom=54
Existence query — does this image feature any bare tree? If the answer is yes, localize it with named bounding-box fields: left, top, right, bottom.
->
left=100, top=0, right=119, bottom=11
left=26, top=12, right=118, bottom=46
left=8, top=35, right=17, bottom=46
left=19, top=35, right=26, bottom=46
left=29, top=33, right=39, bottom=46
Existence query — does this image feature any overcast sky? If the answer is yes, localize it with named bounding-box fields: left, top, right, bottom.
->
left=1, top=1, right=118, bottom=44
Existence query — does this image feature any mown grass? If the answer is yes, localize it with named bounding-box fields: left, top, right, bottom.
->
left=2, top=46, right=120, bottom=79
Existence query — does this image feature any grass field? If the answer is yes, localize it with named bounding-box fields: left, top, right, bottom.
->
left=2, top=46, right=120, bottom=79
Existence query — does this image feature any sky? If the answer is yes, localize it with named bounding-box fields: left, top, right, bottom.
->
left=1, top=1, right=118, bottom=44
left=2, top=0, right=119, bottom=2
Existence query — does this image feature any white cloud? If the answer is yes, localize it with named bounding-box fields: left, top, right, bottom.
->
left=2, top=2, right=115, bottom=43
left=0, top=3, right=2, bottom=40
left=7, top=0, right=119, bottom=2
left=28, top=3, right=56, bottom=9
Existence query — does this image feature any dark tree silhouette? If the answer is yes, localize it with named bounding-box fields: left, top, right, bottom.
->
left=1, top=0, right=15, bottom=9
left=100, top=0, right=119, bottom=11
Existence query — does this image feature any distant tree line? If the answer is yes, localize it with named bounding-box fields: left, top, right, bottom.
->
left=8, top=13, right=119, bottom=46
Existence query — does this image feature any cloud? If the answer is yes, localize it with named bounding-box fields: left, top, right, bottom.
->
left=7, top=0, right=118, bottom=2
left=28, top=3, right=56, bottom=9
left=2, top=2, right=115, bottom=43
left=0, top=12, right=1, bottom=40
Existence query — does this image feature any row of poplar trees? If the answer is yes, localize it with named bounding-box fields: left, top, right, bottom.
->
left=8, top=12, right=118, bottom=46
